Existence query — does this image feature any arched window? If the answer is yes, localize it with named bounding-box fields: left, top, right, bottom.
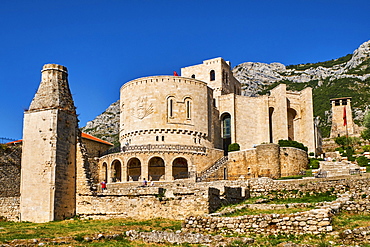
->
left=222, top=114, right=231, bottom=138
left=191, top=74, right=195, bottom=79
left=210, top=70, right=215, bottom=81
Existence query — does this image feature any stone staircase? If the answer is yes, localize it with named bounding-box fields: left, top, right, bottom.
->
left=197, top=156, right=228, bottom=182
left=315, top=161, right=363, bottom=178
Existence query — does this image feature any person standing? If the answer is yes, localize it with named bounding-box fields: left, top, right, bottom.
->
left=101, top=180, right=107, bottom=191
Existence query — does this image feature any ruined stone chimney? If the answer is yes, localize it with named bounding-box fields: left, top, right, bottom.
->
left=20, top=64, right=77, bottom=223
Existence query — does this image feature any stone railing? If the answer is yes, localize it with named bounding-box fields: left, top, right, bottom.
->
left=101, top=144, right=207, bottom=157
left=197, top=156, right=228, bottom=182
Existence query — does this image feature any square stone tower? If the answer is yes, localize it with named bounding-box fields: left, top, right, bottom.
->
left=330, top=97, right=355, bottom=138
left=20, top=64, right=77, bottom=223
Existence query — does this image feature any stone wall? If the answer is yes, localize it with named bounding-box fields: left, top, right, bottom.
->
left=0, top=197, right=19, bottom=221
left=0, top=144, right=21, bottom=221
left=183, top=208, right=333, bottom=235
left=222, top=145, right=307, bottom=181
left=76, top=183, right=246, bottom=220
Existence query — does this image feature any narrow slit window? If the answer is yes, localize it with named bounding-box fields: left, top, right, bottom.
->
left=168, top=98, right=174, bottom=118
left=186, top=100, right=191, bottom=119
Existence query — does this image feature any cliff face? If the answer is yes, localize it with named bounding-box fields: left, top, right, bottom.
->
left=80, top=100, right=120, bottom=146
left=82, top=40, right=370, bottom=141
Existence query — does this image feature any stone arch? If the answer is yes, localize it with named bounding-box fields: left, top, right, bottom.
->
left=183, top=96, right=192, bottom=120
left=167, top=95, right=175, bottom=118
left=127, top=157, right=141, bottom=181
left=102, top=162, right=108, bottom=182
left=172, top=157, right=188, bottom=179
left=111, top=159, right=122, bottom=182
left=287, top=108, right=298, bottom=141
left=210, top=70, right=215, bottom=81
left=148, top=156, right=165, bottom=181
left=221, top=112, right=231, bottom=155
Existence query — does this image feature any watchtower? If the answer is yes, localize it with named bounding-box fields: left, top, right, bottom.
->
left=330, top=97, right=354, bottom=138
left=20, top=64, right=77, bottom=222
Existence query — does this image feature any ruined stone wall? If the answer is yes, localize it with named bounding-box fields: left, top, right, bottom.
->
left=76, top=184, right=245, bottom=220
left=183, top=208, right=333, bottom=235
left=0, top=197, right=19, bottom=221
left=0, top=145, right=21, bottom=197
left=0, top=145, right=21, bottom=221
left=248, top=175, right=370, bottom=198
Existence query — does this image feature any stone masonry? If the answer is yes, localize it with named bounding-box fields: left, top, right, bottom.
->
left=20, top=64, right=78, bottom=223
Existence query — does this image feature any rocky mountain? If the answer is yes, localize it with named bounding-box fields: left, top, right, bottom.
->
left=82, top=40, right=370, bottom=143
left=81, top=100, right=120, bottom=146
left=233, top=40, right=370, bottom=137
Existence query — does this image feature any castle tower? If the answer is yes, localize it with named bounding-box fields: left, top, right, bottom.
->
left=330, top=97, right=354, bottom=138
left=20, top=64, right=77, bottom=223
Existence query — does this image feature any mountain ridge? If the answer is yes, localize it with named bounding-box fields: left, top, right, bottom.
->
left=82, top=40, right=370, bottom=142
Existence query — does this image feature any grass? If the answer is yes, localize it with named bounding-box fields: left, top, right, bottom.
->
left=0, top=217, right=182, bottom=246
left=221, top=206, right=314, bottom=217
left=332, top=212, right=370, bottom=231
left=2, top=212, right=370, bottom=246
left=267, top=191, right=337, bottom=204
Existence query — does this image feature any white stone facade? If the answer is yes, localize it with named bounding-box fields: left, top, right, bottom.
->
left=99, top=57, right=315, bottom=183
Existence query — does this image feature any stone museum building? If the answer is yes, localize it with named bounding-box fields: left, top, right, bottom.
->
left=99, top=57, right=314, bottom=183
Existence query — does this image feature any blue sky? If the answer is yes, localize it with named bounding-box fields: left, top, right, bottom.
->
left=0, top=0, right=369, bottom=140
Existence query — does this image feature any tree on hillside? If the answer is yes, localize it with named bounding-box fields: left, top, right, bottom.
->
left=361, top=111, right=370, bottom=142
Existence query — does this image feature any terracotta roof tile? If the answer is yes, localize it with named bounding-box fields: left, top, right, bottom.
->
left=81, top=132, right=113, bottom=146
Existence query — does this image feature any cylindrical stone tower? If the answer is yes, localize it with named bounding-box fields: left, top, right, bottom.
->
left=20, top=64, right=77, bottom=223
left=120, top=76, right=214, bottom=148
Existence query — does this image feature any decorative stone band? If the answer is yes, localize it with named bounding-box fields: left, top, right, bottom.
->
left=100, top=144, right=207, bottom=157
left=121, top=129, right=207, bottom=138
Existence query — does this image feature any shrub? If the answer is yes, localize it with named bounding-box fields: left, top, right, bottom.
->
left=309, top=159, right=320, bottom=169
left=278, top=140, right=308, bottom=152
left=228, top=143, right=240, bottom=152
left=356, top=156, right=369, bottom=167
left=363, top=145, right=370, bottom=152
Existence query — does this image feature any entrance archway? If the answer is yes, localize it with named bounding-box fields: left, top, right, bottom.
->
left=111, top=160, right=122, bottom=182
left=102, top=162, right=108, bottom=182
left=172, top=157, right=188, bottom=179
left=287, top=108, right=297, bottom=141
left=148, top=157, right=165, bottom=181
left=127, top=157, right=141, bottom=181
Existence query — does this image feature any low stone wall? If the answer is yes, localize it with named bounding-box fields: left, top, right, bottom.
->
left=183, top=208, right=333, bottom=235
left=247, top=175, right=370, bottom=198
left=182, top=194, right=352, bottom=235
left=341, top=226, right=370, bottom=244
left=342, top=199, right=370, bottom=213
left=76, top=184, right=246, bottom=220
left=0, top=197, right=20, bottom=221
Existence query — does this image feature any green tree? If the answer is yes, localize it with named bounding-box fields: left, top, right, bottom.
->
left=361, top=111, right=370, bottom=142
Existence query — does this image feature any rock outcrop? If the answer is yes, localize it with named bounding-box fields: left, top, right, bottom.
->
left=81, top=100, right=120, bottom=145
